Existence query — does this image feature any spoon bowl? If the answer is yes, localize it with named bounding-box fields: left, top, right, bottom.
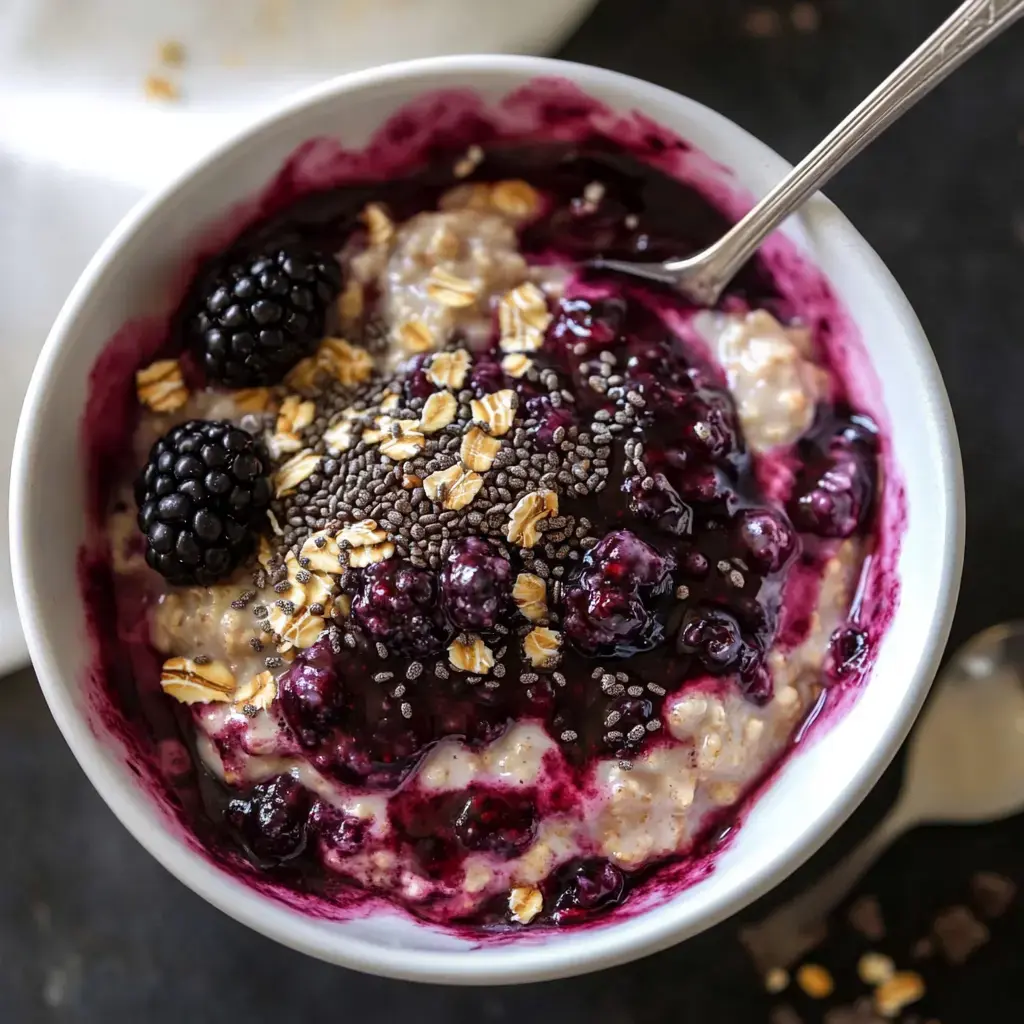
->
left=903, top=622, right=1024, bottom=825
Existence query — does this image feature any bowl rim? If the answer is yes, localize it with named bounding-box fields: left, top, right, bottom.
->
left=11, top=53, right=965, bottom=984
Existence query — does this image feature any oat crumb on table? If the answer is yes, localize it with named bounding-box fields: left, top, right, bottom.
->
left=857, top=952, right=895, bottom=987
left=143, top=74, right=179, bottom=103
left=873, top=970, right=926, bottom=1018
left=796, top=963, right=835, bottom=999
left=158, top=39, right=186, bottom=66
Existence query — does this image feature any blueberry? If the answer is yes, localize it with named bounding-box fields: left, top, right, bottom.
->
left=828, top=625, right=870, bottom=680
left=676, top=607, right=744, bottom=670
left=279, top=639, right=343, bottom=747
left=309, top=801, right=366, bottom=856
left=735, top=508, right=798, bottom=573
left=226, top=774, right=312, bottom=863
left=788, top=416, right=877, bottom=538
left=468, top=357, right=507, bottom=398
left=552, top=859, right=626, bottom=920
left=789, top=446, right=874, bottom=537
left=564, top=582, right=652, bottom=654
left=586, top=529, right=674, bottom=589
left=401, top=354, right=438, bottom=402
left=602, top=696, right=658, bottom=756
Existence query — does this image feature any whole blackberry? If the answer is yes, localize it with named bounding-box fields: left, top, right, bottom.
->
left=135, top=420, right=271, bottom=586
left=193, top=245, right=342, bottom=386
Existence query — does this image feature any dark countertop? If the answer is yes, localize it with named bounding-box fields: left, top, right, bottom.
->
left=3, top=1, right=1022, bottom=1021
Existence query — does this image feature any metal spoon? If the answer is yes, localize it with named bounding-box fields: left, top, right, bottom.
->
left=741, top=622, right=1024, bottom=974
left=594, top=0, right=1024, bottom=306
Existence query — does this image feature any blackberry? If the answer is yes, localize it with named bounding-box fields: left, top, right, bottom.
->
left=193, top=245, right=342, bottom=386
left=350, top=560, right=448, bottom=657
left=450, top=791, right=536, bottom=858
left=135, top=419, right=270, bottom=586
left=563, top=530, right=674, bottom=655
left=278, top=638, right=343, bottom=748
left=440, top=537, right=513, bottom=632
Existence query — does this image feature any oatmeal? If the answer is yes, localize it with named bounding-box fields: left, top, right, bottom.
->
left=91, top=137, right=885, bottom=928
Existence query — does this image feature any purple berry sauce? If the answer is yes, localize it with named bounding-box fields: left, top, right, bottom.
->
left=76, top=78, right=904, bottom=934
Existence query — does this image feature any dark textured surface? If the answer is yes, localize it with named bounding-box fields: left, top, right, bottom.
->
left=2, top=0, right=1022, bottom=1020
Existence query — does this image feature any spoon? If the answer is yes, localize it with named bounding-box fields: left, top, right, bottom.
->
left=740, top=622, right=1024, bottom=974
left=593, top=0, right=1024, bottom=306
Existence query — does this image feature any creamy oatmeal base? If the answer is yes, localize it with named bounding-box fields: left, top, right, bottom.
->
left=103, top=149, right=879, bottom=927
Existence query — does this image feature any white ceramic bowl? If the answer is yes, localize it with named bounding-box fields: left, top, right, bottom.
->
left=11, top=55, right=964, bottom=984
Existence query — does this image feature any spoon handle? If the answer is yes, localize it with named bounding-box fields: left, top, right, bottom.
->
left=683, top=0, right=1024, bottom=296
left=739, top=806, right=914, bottom=974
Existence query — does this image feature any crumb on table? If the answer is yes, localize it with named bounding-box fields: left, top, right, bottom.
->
left=143, top=74, right=179, bottom=103
left=158, top=40, right=186, bottom=67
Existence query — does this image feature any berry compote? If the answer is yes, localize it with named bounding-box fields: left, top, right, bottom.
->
left=88, top=94, right=892, bottom=933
